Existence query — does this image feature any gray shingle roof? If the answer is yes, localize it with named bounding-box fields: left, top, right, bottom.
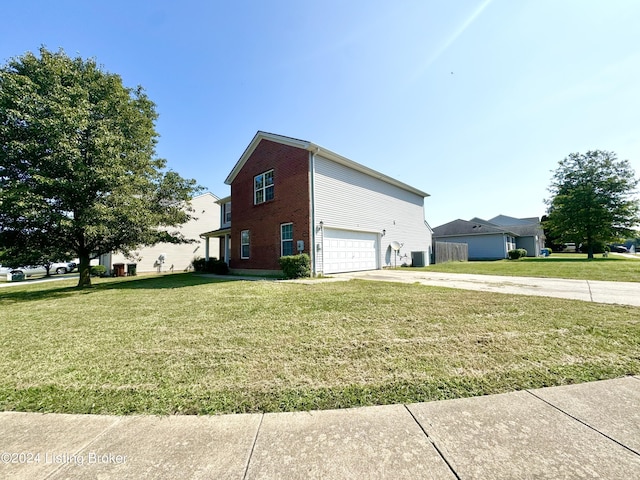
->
left=433, top=219, right=516, bottom=237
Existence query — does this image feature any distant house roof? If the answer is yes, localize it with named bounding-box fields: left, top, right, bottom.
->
left=489, top=215, right=540, bottom=226
left=433, top=218, right=517, bottom=237
left=224, top=131, right=430, bottom=198
left=434, top=215, right=543, bottom=239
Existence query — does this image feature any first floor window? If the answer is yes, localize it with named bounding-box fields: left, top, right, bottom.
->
left=281, top=223, right=293, bottom=256
left=224, top=201, right=231, bottom=223
left=241, top=230, right=250, bottom=259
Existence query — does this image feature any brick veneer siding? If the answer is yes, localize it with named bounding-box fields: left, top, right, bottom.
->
left=230, top=140, right=311, bottom=271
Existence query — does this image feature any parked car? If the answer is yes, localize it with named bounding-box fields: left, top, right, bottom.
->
left=1, top=261, right=76, bottom=278
left=50, top=261, right=77, bottom=274
left=609, top=245, right=629, bottom=253
left=8, top=265, right=48, bottom=277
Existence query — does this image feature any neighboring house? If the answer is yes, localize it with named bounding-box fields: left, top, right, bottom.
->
left=201, top=131, right=433, bottom=275
left=102, top=192, right=221, bottom=273
left=487, top=215, right=545, bottom=258
left=433, top=215, right=544, bottom=260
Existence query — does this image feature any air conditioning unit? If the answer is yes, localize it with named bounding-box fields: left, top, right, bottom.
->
left=411, top=251, right=426, bottom=267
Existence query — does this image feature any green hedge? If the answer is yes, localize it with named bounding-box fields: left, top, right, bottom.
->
left=192, top=257, right=229, bottom=275
left=279, top=254, right=311, bottom=279
left=90, top=265, right=107, bottom=277
left=507, top=248, right=528, bottom=260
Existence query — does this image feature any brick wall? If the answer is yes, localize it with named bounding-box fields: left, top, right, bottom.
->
left=230, top=140, right=311, bottom=271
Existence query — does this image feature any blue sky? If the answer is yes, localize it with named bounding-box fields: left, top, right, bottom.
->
left=2, top=0, right=639, bottom=228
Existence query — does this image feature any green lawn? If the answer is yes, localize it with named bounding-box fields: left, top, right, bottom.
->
left=423, top=253, right=640, bottom=282
left=1, top=273, right=638, bottom=415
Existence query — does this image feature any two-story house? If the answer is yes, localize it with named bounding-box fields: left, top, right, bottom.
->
left=202, top=132, right=433, bottom=275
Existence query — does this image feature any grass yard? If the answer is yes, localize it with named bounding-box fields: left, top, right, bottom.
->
left=1, top=273, right=638, bottom=415
left=423, top=253, right=640, bottom=282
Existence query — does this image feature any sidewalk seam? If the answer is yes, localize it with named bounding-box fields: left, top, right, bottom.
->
left=403, top=405, right=461, bottom=480
left=242, top=413, right=264, bottom=480
left=586, top=280, right=594, bottom=302
left=42, top=416, right=124, bottom=479
left=525, top=390, right=640, bottom=457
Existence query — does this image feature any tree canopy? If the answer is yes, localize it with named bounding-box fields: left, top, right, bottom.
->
left=544, top=150, right=639, bottom=259
left=0, top=47, right=201, bottom=286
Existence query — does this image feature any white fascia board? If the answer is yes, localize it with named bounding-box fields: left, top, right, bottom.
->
left=193, top=192, right=220, bottom=201
left=215, top=195, right=231, bottom=205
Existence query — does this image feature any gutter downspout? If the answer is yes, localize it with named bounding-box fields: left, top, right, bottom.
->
left=309, top=147, right=320, bottom=276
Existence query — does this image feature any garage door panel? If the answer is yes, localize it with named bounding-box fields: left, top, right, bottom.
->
left=323, top=229, right=378, bottom=274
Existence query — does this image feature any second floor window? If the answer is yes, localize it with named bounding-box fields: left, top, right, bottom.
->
left=254, top=170, right=274, bottom=204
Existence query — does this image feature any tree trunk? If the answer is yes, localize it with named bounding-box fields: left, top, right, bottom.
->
left=77, top=252, right=92, bottom=288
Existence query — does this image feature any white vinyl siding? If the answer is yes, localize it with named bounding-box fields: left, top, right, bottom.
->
left=108, top=193, right=220, bottom=273
left=313, top=155, right=431, bottom=273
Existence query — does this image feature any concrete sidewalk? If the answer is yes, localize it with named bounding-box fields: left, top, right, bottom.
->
left=333, top=270, right=640, bottom=307
left=1, top=377, right=639, bottom=479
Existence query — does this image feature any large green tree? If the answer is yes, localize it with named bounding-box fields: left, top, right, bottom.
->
left=544, top=150, right=639, bottom=259
left=0, top=47, right=200, bottom=287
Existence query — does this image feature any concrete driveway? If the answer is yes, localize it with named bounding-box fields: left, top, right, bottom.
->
left=332, top=270, right=640, bottom=307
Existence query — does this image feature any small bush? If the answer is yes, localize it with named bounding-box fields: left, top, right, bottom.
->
left=279, top=254, right=311, bottom=279
left=192, top=257, right=229, bottom=275
left=209, top=259, right=229, bottom=275
left=90, top=265, right=107, bottom=277
left=192, top=257, right=206, bottom=272
left=508, top=249, right=527, bottom=260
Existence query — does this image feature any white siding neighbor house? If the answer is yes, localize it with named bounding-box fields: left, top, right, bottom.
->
left=104, top=192, right=220, bottom=274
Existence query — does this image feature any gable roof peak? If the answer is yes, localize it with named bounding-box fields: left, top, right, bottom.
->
left=224, top=131, right=430, bottom=197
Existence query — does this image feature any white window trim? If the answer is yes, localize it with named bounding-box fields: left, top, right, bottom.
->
left=241, top=230, right=250, bottom=259
left=281, top=223, right=293, bottom=256
left=254, top=169, right=274, bottom=205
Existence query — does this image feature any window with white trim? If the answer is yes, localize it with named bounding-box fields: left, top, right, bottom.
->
left=254, top=170, right=274, bottom=204
left=241, top=230, right=250, bottom=259
left=281, top=223, right=293, bottom=256
left=223, top=201, right=231, bottom=223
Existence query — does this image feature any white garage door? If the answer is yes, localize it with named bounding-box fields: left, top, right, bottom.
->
left=322, top=228, right=378, bottom=274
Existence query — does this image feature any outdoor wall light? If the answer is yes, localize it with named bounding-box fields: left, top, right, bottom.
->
left=382, top=229, right=386, bottom=237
